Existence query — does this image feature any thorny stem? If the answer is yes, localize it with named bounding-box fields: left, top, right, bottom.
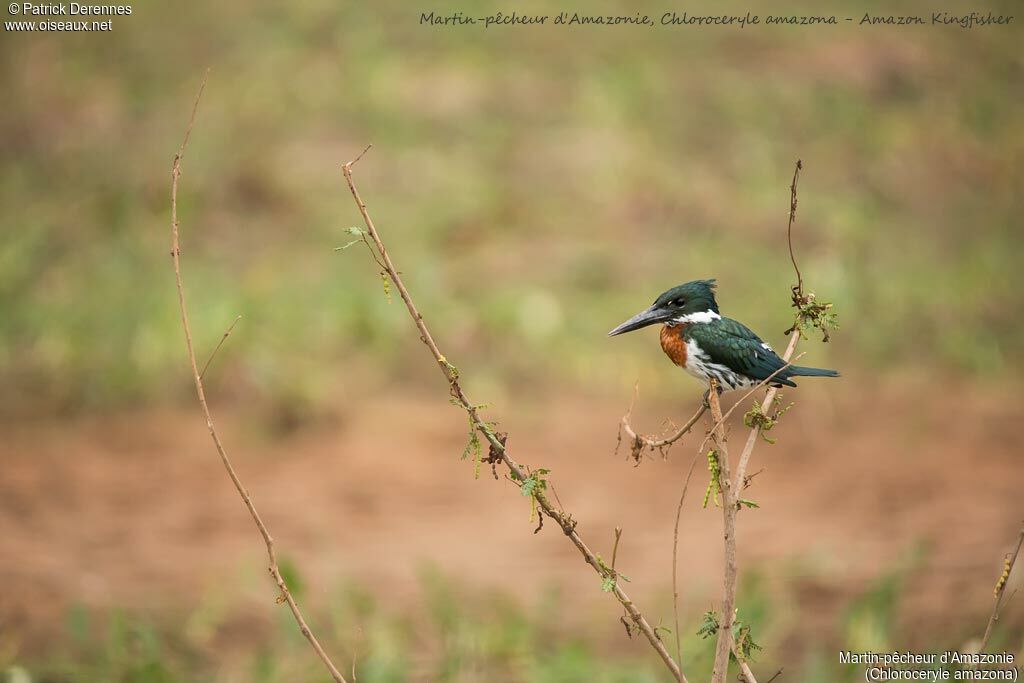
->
left=171, top=72, right=349, bottom=683
left=342, top=151, right=687, bottom=683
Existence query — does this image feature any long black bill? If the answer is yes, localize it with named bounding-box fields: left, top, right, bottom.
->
left=607, top=305, right=672, bottom=337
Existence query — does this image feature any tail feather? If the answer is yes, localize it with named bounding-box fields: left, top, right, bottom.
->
left=785, top=365, right=840, bottom=378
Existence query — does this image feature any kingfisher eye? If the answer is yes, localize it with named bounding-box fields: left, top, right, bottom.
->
left=672, top=298, right=685, bottom=307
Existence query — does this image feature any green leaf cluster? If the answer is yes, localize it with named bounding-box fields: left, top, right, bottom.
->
left=696, top=609, right=719, bottom=639
left=519, top=468, right=550, bottom=498
left=743, top=396, right=793, bottom=445
left=514, top=467, right=550, bottom=524
left=696, top=609, right=763, bottom=662
left=791, top=289, right=839, bottom=342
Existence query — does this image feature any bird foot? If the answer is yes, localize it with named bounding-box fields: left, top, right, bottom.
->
left=701, top=385, right=724, bottom=409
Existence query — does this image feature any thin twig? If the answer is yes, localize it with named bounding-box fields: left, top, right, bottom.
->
left=672, top=450, right=701, bottom=671
left=979, top=523, right=1024, bottom=652
left=621, top=400, right=708, bottom=455
left=611, top=527, right=623, bottom=572
left=549, top=481, right=567, bottom=512
left=351, top=626, right=363, bottom=683
left=765, top=668, right=784, bottom=683
left=786, top=160, right=803, bottom=298
left=342, top=152, right=687, bottom=683
left=200, top=314, right=242, bottom=380
left=171, top=72, right=348, bottom=683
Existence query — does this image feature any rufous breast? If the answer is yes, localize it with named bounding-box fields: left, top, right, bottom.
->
left=659, top=324, right=688, bottom=367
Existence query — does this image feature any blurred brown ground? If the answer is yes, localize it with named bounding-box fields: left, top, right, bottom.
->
left=3, top=375, right=1020, bottom=656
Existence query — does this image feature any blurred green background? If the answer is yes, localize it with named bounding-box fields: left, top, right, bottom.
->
left=2, top=0, right=1021, bottom=416
left=2, top=0, right=1022, bottom=681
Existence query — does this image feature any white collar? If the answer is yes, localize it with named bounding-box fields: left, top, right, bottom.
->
left=671, top=310, right=721, bottom=324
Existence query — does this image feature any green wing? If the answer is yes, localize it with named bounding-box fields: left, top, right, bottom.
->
left=687, top=318, right=795, bottom=386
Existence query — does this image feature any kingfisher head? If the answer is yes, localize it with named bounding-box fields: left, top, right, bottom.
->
left=607, top=279, right=720, bottom=336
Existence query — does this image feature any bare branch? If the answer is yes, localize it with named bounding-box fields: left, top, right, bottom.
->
left=980, top=523, right=1024, bottom=652
left=171, top=73, right=349, bottom=683
left=342, top=152, right=688, bottom=683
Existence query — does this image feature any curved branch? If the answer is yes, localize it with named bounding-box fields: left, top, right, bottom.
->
left=342, top=153, right=687, bottom=683
left=200, top=314, right=242, bottom=380
left=171, top=73, right=349, bottom=683
left=786, top=159, right=803, bottom=299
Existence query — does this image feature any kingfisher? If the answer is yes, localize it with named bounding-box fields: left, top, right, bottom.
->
left=608, top=279, right=838, bottom=393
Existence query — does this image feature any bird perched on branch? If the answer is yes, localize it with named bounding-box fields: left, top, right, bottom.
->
left=608, top=279, right=838, bottom=395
